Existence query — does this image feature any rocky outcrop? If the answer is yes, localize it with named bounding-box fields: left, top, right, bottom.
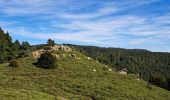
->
left=31, top=49, right=45, bottom=59
left=31, top=45, right=71, bottom=59
left=51, top=45, right=71, bottom=52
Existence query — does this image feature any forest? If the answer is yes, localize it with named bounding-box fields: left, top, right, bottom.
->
left=0, top=28, right=30, bottom=63
left=69, top=44, right=170, bottom=90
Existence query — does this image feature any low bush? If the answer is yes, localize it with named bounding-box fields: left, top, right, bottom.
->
left=36, top=51, right=56, bottom=69
left=9, top=60, right=19, bottom=68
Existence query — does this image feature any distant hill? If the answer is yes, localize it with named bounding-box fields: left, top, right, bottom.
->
left=68, top=44, right=170, bottom=90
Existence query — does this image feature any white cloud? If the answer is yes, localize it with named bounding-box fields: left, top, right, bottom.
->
left=5, top=12, right=170, bottom=46
left=1, top=0, right=169, bottom=51
left=129, top=38, right=165, bottom=45
left=0, top=0, right=69, bottom=15
left=0, top=21, right=16, bottom=27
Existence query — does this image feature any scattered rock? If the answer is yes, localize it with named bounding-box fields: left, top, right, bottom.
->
left=109, top=68, right=112, bottom=71
left=93, top=69, right=96, bottom=72
left=136, top=78, right=140, bottom=81
left=31, top=49, right=45, bottom=59
left=76, top=57, right=81, bottom=60
left=86, top=57, right=91, bottom=60
left=6, top=63, right=10, bottom=65
left=119, top=68, right=127, bottom=75
left=51, top=45, right=71, bottom=52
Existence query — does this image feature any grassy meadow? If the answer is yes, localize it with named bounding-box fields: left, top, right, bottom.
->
left=0, top=49, right=169, bottom=100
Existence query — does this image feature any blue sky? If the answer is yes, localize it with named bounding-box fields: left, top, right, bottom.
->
left=0, top=0, right=170, bottom=52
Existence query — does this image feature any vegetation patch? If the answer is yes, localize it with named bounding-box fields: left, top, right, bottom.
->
left=9, top=60, right=19, bottom=68
left=35, top=51, right=57, bottom=69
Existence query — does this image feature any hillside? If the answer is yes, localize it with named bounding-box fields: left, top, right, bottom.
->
left=0, top=48, right=170, bottom=100
left=69, top=44, right=170, bottom=90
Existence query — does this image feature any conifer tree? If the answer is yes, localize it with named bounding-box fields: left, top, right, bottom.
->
left=47, top=39, right=55, bottom=46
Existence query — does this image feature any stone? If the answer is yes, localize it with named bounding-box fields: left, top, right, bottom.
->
left=86, top=57, right=91, bottom=60
left=119, top=68, right=127, bottom=75
left=31, top=45, right=71, bottom=59
left=51, top=45, right=71, bottom=52
left=31, top=49, right=45, bottom=59
left=76, top=57, right=81, bottom=59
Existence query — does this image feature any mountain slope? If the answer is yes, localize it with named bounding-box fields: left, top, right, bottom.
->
left=70, top=44, right=170, bottom=90
left=0, top=49, right=169, bottom=99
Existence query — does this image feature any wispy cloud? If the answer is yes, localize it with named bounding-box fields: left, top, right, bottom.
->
left=0, top=0, right=170, bottom=51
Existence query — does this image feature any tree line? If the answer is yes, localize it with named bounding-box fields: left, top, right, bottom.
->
left=69, top=44, right=170, bottom=90
left=0, top=27, right=57, bottom=69
left=0, top=28, right=30, bottom=63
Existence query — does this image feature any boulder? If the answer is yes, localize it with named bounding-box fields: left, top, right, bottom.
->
left=86, top=57, right=91, bottom=60
left=109, top=68, right=112, bottom=71
left=119, top=68, right=127, bottom=75
left=31, top=49, right=45, bottom=59
left=51, top=45, right=71, bottom=52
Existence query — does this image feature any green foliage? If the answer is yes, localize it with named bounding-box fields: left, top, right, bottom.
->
left=17, top=41, right=30, bottom=58
left=0, top=28, right=31, bottom=62
left=0, top=28, right=14, bottom=63
left=12, top=40, right=21, bottom=58
left=9, top=60, right=19, bottom=68
left=47, top=39, right=55, bottom=46
left=149, top=73, right=166, bottom=87
left=43, top=45, right=52, bottom=50
left=20, top=41, right=30, bottom=50
left=18, top=50, right=30, bottom=58
left=36, top=52, right=56, bottom=69
left=13, top=40, right=20, bottom=50
left=71, top=45, right=170, bottom=90
left=146, top=82, right=152, bottom=89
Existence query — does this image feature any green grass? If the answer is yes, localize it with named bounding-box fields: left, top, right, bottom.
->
left=0, top=87, right=55, bottom=100
left=0, top=49, right=169, bottom=99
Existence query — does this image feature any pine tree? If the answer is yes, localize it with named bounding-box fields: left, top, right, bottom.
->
left=47, top=39, right=55, bottom=46
left=20, top=41, right=30, bottom=50
left=13, top=40, right=20, bottom=58
left=0, top=29, right=14, bottom=62
left=18, top=41, right=30, bottom=58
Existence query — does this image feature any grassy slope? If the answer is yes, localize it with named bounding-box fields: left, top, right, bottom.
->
left=0, top=49, right=169, bottom=100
